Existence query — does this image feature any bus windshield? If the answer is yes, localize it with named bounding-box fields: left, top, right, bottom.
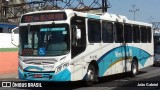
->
left=19, top=24, right=70, bottom=56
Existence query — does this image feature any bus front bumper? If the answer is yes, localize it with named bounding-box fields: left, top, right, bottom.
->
left=18, top=67, right=71, bottom=81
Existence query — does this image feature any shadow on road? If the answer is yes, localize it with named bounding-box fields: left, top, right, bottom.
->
left=98, top=71, right=147, bottom=83
left=10, top=71, right=148, bottom=90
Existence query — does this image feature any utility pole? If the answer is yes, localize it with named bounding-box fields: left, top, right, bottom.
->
left=129, top=4, right=139, bottom=21
left=102, top=0, right=111, bottom=13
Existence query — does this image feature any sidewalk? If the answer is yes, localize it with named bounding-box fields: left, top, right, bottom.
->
left=0, top=52, right=18, bottom=79
left=0, top=73, right=17, bottom=79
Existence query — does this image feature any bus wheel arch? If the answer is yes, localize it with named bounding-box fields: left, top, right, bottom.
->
left=84, top=60, right=99, bottom=86
left=90, top=60, right=99, bottom=77
left=130, top=57, right=138, bottom=77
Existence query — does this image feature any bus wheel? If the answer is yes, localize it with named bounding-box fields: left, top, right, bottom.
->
left=130, top=60, right=138, bottom=77
left=84, top=64, right=97, bottom=86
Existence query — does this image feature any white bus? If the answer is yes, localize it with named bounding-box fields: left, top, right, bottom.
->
left=12, top=9, right=153, bottom=86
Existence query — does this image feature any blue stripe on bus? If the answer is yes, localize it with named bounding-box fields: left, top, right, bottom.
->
left=87, top=14, right=100, bottom=19
left=53, top=69, right=71, bottom=81
left=97, top=46, right=151, bottom=77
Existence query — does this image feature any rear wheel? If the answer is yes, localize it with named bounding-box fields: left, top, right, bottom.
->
left=84, top=64, right=98, bottom=86
left=130, top=60, right=138, bottom=77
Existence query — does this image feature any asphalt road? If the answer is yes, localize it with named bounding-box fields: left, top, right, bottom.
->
left=1, top=66, right=160, bottom=90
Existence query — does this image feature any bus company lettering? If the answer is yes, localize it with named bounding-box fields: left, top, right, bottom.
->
left=115, top=49, right=132, bottom=58
left=43, top=65, right=54, bottom=69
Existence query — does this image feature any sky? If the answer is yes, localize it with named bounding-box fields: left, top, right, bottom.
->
left=25, top=0, right=159, bottom=23
left=108, top=0, right=160, bottom=23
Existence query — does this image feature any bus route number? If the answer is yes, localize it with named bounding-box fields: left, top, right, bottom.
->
left=90, top=55, right=97, bottom=60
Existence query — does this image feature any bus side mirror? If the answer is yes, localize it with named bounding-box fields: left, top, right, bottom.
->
left=11, top=27, right=19, bottom=47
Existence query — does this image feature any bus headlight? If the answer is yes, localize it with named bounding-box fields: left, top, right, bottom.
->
left=55, top=63, right=69, bottom=73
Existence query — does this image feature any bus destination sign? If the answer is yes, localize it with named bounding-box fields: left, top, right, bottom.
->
left=21, top=12, right=67, bottom=23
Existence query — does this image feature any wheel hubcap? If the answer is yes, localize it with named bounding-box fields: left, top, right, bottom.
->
left=87, top=70, right=94, bottom=81
left=133, top=63, right=137, bottom=74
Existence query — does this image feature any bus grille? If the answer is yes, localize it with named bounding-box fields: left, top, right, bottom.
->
left=23, top=59, right=57, bottom=65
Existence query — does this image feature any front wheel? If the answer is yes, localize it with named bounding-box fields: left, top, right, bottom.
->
left=130, top=60, right=138, bottom=77
left=84, top=65, right=98, bottom=86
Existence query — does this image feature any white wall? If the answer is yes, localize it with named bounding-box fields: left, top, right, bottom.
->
left=0, top=33, right=19, bottom=48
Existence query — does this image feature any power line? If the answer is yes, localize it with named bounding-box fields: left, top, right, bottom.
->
left=0, top=0, right=111, bottom=22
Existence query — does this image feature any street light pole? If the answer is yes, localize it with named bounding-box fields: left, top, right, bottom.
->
left=102, top=0, right=109, bottom=12
left=129, top=4, right=139, bottom=21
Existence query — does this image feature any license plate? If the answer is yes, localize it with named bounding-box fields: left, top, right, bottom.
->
left=33, top=74, right=42, bottom=78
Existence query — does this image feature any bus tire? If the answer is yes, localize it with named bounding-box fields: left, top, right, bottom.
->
left=130, top=60, right=138, bottom=77
left=84, top=64, right=98, bottom=86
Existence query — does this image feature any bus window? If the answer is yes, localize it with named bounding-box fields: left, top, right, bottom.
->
left=115, top=23, right=123, bottom=43
left=147, top=27, right=152, bottom=43
left=102, top=21, right=114, bottom=43
left=88, top=19, right=101, bottom=43
left=141, top=26, right=147, bottom=43
left=133, top=25, right=140, bottom=43
left=124, top=24, right=132, bottom=43
left=0, top=27, right=3, bottom=33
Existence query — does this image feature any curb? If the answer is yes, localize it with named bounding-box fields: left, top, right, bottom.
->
left=0, top=73, right=18, bottom=79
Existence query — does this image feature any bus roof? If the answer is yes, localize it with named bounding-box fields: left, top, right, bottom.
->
left=73, top=11, right=152, bottom=27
